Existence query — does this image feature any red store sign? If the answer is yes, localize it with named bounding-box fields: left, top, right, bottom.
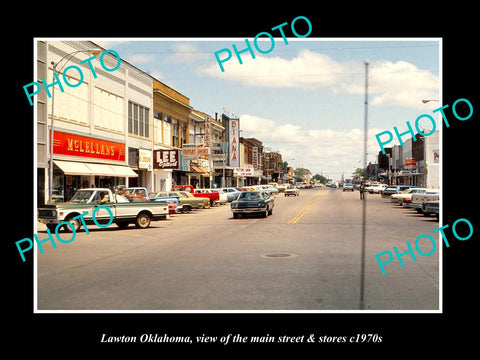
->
left=51, top=131, right=126, bottom=162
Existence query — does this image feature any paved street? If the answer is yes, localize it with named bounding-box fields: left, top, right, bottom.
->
left=37, top=188, right=439, bottom=311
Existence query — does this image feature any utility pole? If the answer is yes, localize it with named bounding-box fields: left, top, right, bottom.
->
left=360, top=59, right=369, bottom=310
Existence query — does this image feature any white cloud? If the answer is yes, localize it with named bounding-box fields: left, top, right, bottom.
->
left=200, top=49, right=439, bottom=109
left=240, top=113, right=384, bottom=178
left=126, top=53, right=155, bottom=64
left=164, top=43, right=210, bottom=63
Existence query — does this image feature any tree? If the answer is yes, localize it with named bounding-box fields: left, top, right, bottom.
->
left=352, top=168, right=365, bottom=179
left=294, top=167, right=311, bottom=177
left=312, top=174, right=330, bottom=184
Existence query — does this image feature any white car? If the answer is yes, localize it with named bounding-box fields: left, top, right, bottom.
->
left=409, top=190, right=440, bottom=212
left=365, top=183, right=387, bottom=194
left=390, top=188, right=431, bottom=204
left=284, top=185, right=300, bottom=196
left=260, top=185, right=279, bottom=195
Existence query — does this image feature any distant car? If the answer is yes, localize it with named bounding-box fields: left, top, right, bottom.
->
left=231, top=191, right=274, bottom=218
left=284, top=185, right=300, bottom=196
left=365, top=183, right=387, bottom=194
left=343, top=183, right=354, bottom=192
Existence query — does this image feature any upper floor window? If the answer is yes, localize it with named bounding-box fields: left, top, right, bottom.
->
left=128, top=101, right=149, bottom=138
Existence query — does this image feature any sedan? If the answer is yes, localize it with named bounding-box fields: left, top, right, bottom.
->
left=284, top=185, right=300, bottom=196
left=231, top=191, right=274, bottom=218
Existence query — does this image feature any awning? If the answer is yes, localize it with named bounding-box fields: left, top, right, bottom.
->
left=190, top=165, right=209, bottom=177
left=54, top=160, right=138, bottom=177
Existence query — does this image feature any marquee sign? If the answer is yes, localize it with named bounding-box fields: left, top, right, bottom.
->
left=52, top=131, right=126, bottom=161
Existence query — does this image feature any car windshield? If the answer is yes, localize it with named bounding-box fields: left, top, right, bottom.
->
left=239, top=192, right=262, bottom=200
left=70, top=190, right=94, bottom=203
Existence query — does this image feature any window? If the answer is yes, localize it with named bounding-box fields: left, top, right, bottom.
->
left=172, top=119, right=179, bottom=147
left=128, top=101, right=150, bottom=138
left=181, top=123, right=187, bottom=145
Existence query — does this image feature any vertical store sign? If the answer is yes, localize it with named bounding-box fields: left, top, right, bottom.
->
left=229, top=118, right=239, bottom=167
left=252, top=147, right=258, bottom=169
left=205, top=115, right=211, bottom=148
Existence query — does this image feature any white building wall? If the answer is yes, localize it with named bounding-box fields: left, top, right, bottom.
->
left=424, top=131, right=440, bottom=189
left=44, top=40, right=155, bottom=193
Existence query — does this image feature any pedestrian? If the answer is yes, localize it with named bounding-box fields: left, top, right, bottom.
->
left=360, top=182, right=365, bottom=200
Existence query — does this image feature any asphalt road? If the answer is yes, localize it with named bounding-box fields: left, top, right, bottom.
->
left=36, top=188, right=440, bottom=311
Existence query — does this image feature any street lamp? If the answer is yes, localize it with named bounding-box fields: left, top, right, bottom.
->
left=422, top=99, right=439, bottom=104
left=48, top=47, right=102, bottom=204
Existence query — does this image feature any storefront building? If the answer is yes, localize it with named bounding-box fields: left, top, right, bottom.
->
left=51, top=130, right=137, bottom=201
left=37, top=40, right=154, bottom=203
left=152, top=79, right=192, bottom=191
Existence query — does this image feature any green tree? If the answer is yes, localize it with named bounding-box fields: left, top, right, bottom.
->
left=294, top=167, right=311, bottom=177
left=352, top=168, right=365, bottom=179
left=312, top=174, right=330, bottom=183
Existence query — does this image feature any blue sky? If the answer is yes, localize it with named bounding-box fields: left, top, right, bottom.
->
left=96, top=38, right=440, bottom=180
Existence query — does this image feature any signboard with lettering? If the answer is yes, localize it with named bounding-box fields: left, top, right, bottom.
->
left=138, top=149, right=152, bottom=170
left=52, top=131, right=126, bottom=161
left=229, top=118, right=239, bottom=167
left=252, top=146, right=258, bottom=169
left=233, top=167, right=254, bottom=176
left=153, top=149, right=179, bottom=169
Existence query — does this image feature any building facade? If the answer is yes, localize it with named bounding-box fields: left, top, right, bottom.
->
left=37, top=40, right=156, bottom=203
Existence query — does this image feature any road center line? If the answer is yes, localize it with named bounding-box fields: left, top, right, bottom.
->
left=287, top=193, right=323, bottom=224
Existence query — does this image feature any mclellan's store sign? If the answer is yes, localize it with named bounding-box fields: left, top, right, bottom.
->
left=52, top=131, right=126, bottom=162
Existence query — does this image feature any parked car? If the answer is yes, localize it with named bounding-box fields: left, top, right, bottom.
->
left=172, top=184, right=220, bottom=206
left=38, top=188, right=169, bottom=231
left=208, top=189, right=228, bottom=204
left=231, top=191, right=275, bottom=218
left=123, top=187, right=150, bottom=201
left=410, top=190, right=440, bottom=213
left=343, top=183, right=354, bottom=192
left=171, top=191, right=210, bottom=211
left=422, top=200, right=439, bottom=219
left=221, top=187, right=242, bottom=202
left=365, top=183, right=387, bottom=194
left=260, top=184, right=279, bottom=195
left=149, top=192, right=182, bottom=214
left=390, top=188, right=430, bottom=204
left=381, top=185, right=417, bottom=198
left=284, top=185, right=300, bottom=196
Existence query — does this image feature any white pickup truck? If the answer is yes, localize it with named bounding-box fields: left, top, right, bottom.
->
left=38, top=188, right=169, bottom=232
left=409, top=190, right=440, bottom=213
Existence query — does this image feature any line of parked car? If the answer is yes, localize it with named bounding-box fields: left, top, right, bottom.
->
left=145, top=184, right=286, bottom=217
left=380, top=185, right=440, bottom=219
